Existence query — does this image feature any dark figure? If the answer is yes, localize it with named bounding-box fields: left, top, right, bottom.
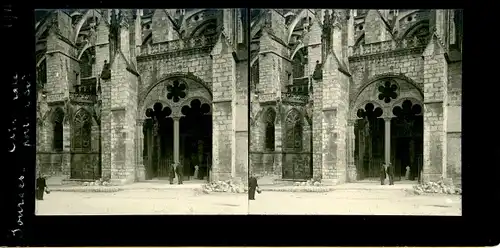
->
left=100, top=60, right=111, bottom=80
left=169, top=163, right=175, bottom=184
left=380, top=164, right=387, bottom=185
left=175, top=163, right=184, bottom=184
left=387, top=163, right=395, bottom=185
left=248, top=174, right=260, bottom=200
left=36, top=174, right=49, bottom=200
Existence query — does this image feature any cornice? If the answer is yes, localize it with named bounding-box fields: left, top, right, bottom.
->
left=348, top=47, right=425, bottom=63
left=137, top=46, right=213, bottom=62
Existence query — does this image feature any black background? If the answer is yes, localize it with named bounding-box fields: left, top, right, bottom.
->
left=3, top=1, right=499, bottom=246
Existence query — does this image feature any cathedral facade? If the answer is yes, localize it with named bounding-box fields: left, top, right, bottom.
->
left=249, top=9, right=462, bottom=185
left=36, top=9, right=249, bottom=184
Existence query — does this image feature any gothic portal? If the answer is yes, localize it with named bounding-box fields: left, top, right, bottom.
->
left=249, top=9, right=462, bottom=185
left=36, top=9, right=249, bottom=184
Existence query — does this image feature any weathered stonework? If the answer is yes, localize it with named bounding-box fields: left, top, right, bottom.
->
left=250, top=9, right=462, bottom=185
left=36, top=9, right=248, bottom=185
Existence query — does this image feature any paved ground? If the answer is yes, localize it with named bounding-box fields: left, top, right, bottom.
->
left=36, top=189, right=248, bottom=215
left=37, top=180, right=461, bottom=216
left=249, top=189, right=461, bottom=215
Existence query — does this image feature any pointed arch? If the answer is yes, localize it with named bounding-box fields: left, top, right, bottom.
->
left=286, top=9, right=315, bottom=44
left=73, top=10, right=101, bottom=43
left=292, top=46, right=307, bottom=79
left=401, top=20, right=430, bottom=41
left=52, top=107, right=65, bottom=151
left=72, top=108, right=92, bottom=151
left=189, top=18, right=218, bottom=38
left=290, top=42, right=305, bottom=61
left=79, top=47, right=94, bottom=78
left=143, top=32, right=152, bottom=45
left=264, top=107, right=276, bottom=151
left=285, top=108, right=303, bottom=150
left=354, top=33, right=365, bottom=47
left=250, top=59, right=259, bottom=92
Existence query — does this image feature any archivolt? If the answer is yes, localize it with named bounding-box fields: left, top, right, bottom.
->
left=138, top=72, right=212, bottom=107
left=351, top=73, right=423, bottom=108
left=350, top=73, right=423, bottom=120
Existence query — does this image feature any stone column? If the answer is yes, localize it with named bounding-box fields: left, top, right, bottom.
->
left=62, top=118, right=71, bottom=179
left=346, top=119, right=357, bottom=182
left=384, top=117, right=391, bottom=166
left=135, top=119, right=145, bottom=181
left=274, top=109, right=283, bottom=178
left=173, top=117, right=180, bottom=164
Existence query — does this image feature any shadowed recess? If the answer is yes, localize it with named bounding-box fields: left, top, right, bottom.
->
left=357, top=103, right=383, bottom=119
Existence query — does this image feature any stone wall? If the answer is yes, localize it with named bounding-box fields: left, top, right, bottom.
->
left=210, top=35, right=236, bottom=181
left=446, top=61, right=462, bottom=183
left=151, top=10, right=179, bottom=43
left=348, top=52, right=425, bottom=107
left=107, top=52, right=138, bottom=184
left=312, top=77, right=323, bottom=180
left=234, top=58, right=249, bottom=184
left=38, top=11, right=79, bottom=179
left=256, top=31, right=280, bottom=98
left=363, top=10, right=393, bottom=44
left=318, top=53, right=350, bottom=184
left=422, top=36, right=447, bottom=182
left=137, top=53, right=213, bottom=100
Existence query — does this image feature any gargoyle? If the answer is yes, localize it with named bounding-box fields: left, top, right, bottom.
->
left=100, top=60, right=111, bottom=80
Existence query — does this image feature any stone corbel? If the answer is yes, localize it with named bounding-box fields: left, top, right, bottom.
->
left=136, top=118, right=145, bottom=126
left=347, top=119, right=357, bottom=126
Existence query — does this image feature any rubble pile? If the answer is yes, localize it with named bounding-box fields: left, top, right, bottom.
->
left=293, top=179, right=322, bottom=187
left=201, top=180, right=247, bottom=194
left=267, top=186, right=333, bottom=192
left=413, top=181, right=462, bottom=195
left=82, top=179, right=114, bottom=187
left=54, top=187, right=122, bottom=193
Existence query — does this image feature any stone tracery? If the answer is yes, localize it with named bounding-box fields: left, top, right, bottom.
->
left=285, top=109, right=303, bottom=150
left=167, top=80, right=187, bottom=103
left=73, top=108, right=92, bottom=151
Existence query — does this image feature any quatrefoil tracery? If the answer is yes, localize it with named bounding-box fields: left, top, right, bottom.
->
left=181, top=99, right=211, bottom=117
left=377, top=81, right=398, bottom=104
left=356, top=103, right=383, bottom=120
left=167, top=80, right=187, bottom=103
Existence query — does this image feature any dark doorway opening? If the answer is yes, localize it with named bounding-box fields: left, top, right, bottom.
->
left=354, top=103, right=384, bottom=180
left=143, top=102, right=173, bottom=180
left=180, top=99, right=212, bottom=181
left=391, top=100, right=423, bottom=181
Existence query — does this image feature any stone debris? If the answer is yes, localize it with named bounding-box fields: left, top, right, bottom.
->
left=51, top=186, right=122, bottom=193
left=293, top=179, right=323, bottom=187
left=201, top=180, right=247, bottom=194
left=266, top=186, right=334, bottom=193
left=82, top=179, right=114, bottom=187
left=413, top=181, right=462, bottom=195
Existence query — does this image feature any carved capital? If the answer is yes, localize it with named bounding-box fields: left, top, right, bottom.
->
left=136, top=119, right=145, bottom=126
left=347, top=119, right=357, bottom=126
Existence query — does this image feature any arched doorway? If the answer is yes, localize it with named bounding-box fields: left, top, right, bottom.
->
left=141, top=76, right=213, bottom=182
left=391, top=99, right=423, bottom=181
left=70, top=108, right=100, bottom=180
left=351, top=76, right=424, bottom=182
left=180, top=99, right=212, bottom=180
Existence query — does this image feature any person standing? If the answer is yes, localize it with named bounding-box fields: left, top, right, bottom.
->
left=169, top=163, right=175, bottom=185
left=248, top=173, right=261, bottom=200
left=387, top=163, right=395, bottom=185
left=380, top=163, right=387, bottom=185
left=36, top=172, right=49, bottom=200
left=175, top=162, right=184, bottom=184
